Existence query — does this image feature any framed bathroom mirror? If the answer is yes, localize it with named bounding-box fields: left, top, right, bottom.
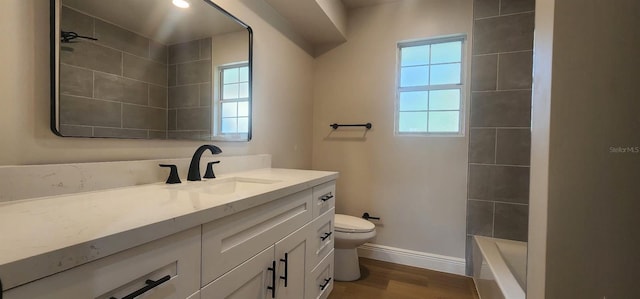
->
left=50, top=0, right=252, bottom=141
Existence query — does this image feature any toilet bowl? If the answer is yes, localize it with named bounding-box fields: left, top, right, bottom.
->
left=334, top=214, right=376, bottom=281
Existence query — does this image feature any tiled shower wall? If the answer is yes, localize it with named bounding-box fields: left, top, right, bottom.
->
left=59, top=6, right=169, bottom=139
left=167, top=38, right=213, bottom=140
left=466, top=0, right=535, bottom=272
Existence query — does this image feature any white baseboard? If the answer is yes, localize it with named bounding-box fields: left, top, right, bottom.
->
left=357, top=243, right=467, bottom=276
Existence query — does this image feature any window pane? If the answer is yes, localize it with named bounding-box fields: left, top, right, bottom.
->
left=238, top=101, right=249, bottom=117
left=223, top=83, right=239, bottom=99
left=431, top=41, right=461, bottom=64
left=400, top=66, right=429, bottom=87
left=401, top=45, right=429, bottom=66
left=237, top=117, right=249, bottom=133
left=223, top=68, right=239, bottom=84
left=399, top=91, right=428, bottom=111
left=428, top=111, right=459, bottom=132
left=221, top=118, right=237, bottom=133
left=430, top=63, right=461, bottom=85
left=239, top=66, right=249, bottom=82
left=399, top=111, right=428, bottom=132
left=239, top=82, right=249, bottom=98
left=429, top=89, right=460, bottom=110
left=222, top=102, right=237, bottom=117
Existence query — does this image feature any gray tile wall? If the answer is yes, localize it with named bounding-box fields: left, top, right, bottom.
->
left=167, top=38, right=213, bottom=140
left=59, top=6, right=168, bottom=139
left=466, top=0, right=534, bottom=274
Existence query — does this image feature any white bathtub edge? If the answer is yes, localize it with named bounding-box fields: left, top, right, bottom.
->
left=474, top=236, right=526, bottom=299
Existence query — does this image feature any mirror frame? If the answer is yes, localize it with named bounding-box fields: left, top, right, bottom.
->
left=50, top=0, right=253, bottom=141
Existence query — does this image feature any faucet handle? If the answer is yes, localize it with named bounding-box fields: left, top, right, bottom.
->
left=159, top=164, right=181, bottom=184
left=204, top=161, right=221, bottom=179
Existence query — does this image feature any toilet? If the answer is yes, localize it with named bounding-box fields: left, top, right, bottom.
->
left=334, top=214, right=376, bottom=281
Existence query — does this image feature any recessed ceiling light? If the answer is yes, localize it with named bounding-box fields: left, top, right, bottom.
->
left=172, top=0, right=190, bottom=8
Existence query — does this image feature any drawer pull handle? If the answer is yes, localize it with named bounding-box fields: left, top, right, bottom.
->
left=280, top=252, right=289, bottom=287
left=321, top=231, right=333, bottom=241
left=320, top=194, right=334, bottom=202
left=109, top=275, right=171, bottom=299
left=320, top=277, right=332, bottom=290
left=267, top=260, right=276, bottom=298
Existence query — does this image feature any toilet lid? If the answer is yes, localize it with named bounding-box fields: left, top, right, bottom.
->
left=334, top=214, right=375, bottom=233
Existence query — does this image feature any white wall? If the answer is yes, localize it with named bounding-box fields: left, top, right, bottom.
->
left=528, top=0, right=640, bottom=297
left=527, top=0, right=553, bottom=296
left=312, top=0, right=472, bottom=259
left=0, top=0, right=314, bottom=168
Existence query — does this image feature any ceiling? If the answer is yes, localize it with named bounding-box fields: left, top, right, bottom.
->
left=264, top=0, right=405, bottom=55
left=341, top=0, right=403, bottom=8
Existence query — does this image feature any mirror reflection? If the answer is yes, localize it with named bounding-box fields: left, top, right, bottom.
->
left=53, top=0, right=252, bottom=141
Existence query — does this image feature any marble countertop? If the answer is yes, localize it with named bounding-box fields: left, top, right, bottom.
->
left=0, top=168, right=338, bottom=290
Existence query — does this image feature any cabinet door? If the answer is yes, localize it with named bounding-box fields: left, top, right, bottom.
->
left=202, top=189, right=312, bottom=285
left=201, top=245, right=275, bottom=299
left=274, top=226, right=308, bottom=299
left=4, top=227, right=201, bottom=299
left=305, top=250, right=334, bottom=299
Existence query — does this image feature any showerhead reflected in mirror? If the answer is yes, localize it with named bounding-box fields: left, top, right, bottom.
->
left=51, top=0, right=252, bottom=141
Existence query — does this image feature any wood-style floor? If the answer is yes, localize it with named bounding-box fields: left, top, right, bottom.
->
left=328, top=258, right=480, bottom=299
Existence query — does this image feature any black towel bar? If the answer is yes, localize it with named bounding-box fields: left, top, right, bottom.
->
left=330, top=123, right=372, bottom=130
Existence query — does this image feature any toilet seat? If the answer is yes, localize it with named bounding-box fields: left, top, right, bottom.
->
left=335, top=214, right=375, bottom=233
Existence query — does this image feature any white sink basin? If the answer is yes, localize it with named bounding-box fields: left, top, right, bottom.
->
left=170, top=177, right=281, bottom=195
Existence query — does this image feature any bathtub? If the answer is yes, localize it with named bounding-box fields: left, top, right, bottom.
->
left=473, top=236, right=527, bottom=299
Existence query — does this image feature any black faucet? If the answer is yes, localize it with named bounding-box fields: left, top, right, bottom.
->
left=188, top=145, right=222, bottom=181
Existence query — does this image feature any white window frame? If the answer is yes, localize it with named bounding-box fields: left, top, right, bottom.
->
left=395, top=35, right=467, bottom=137
left=213, top=62, right=249, bottom=140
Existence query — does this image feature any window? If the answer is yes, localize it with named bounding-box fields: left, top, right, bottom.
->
left=396, top=36, right=465, bottom=135
left=218, top=63, right=250, bottom=136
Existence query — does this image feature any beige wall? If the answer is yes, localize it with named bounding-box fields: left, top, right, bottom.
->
left=528, top=0, right=640, bottom=297
left=312, top=0, right=472, bottom=258
left=0, top=0, right=314, bottom=169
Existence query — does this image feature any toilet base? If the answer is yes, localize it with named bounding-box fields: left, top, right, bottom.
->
left=334, top=248, right=362, bottom=281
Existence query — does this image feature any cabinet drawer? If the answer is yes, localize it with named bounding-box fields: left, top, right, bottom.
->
left=311, top=181, right=335, bottom=219
left=5, top=227, right=201, bottom=299
left=201, top=189, right=312, bottom=286
left=305, top=250, right=334, bottom=299
left=306, top=208, right=334, bottom=271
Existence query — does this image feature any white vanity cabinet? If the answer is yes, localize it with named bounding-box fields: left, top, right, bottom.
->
left=200, top=182, right=336, bottom=299
left=200, top=189, right=313, bottom=287
left=4, top=227, right=201, bottom=299
left=1, top=178, right=337, bottom=299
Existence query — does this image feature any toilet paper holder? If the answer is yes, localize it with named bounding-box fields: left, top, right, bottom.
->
left=362, top=213, right=380, bottom=220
